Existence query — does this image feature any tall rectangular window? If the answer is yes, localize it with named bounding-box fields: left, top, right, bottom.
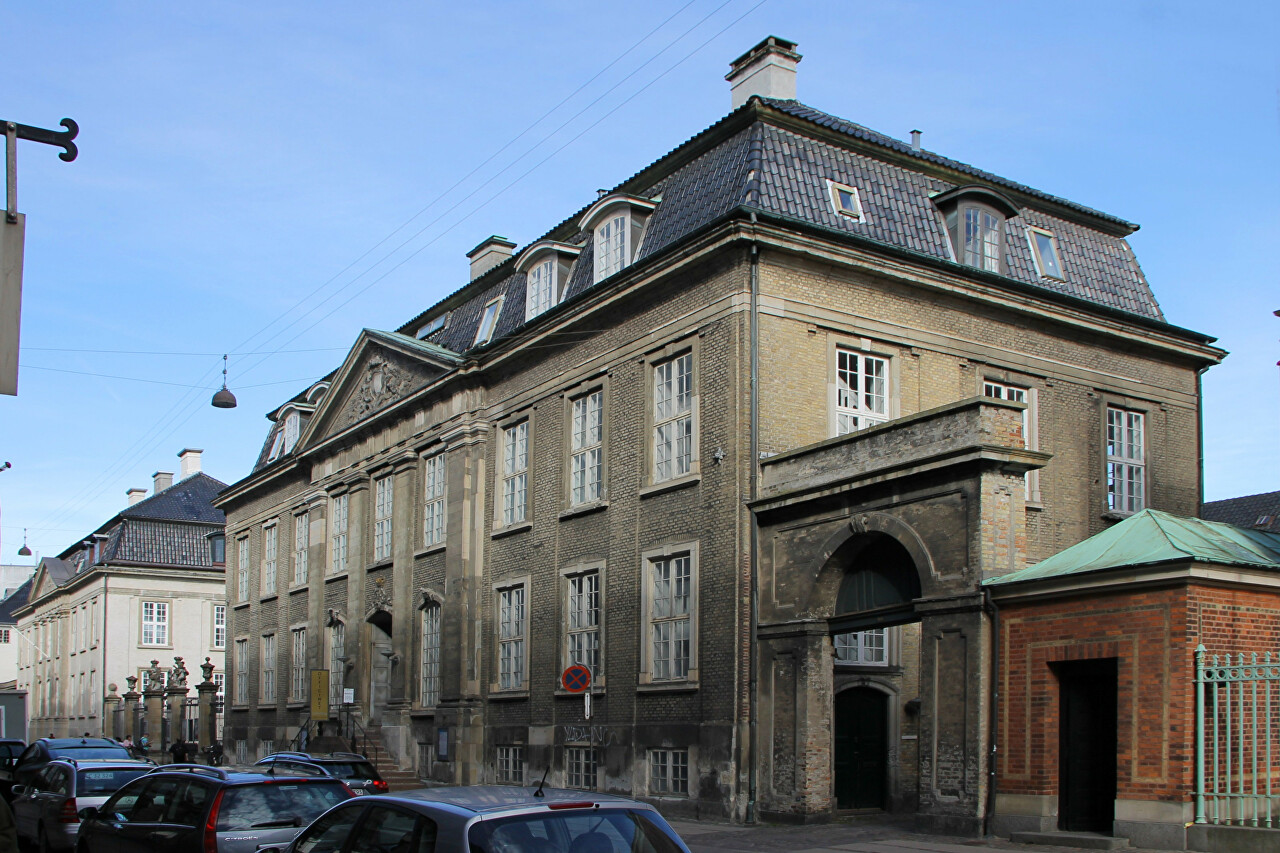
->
left=653, top=354, right=693, bottom=482
left=649, top=749, right=689, bottom=796
left=650, top=555, right=691, bottom=680
left=423, top=454, right=447, bottom=547
left=293, top=512, right=310, bottom=586
left=263, top=524, right=278, bottom=595
left=374, top=475, right=394, bottom=561
left=963, top=206, right=1002, bottom=271
left=498, top=585, right=526, bottom=690
left=984, top=381, right=1034, bottom=500
left=496, top=746, right=525, bottom=784
left=329, top=623, right=346, bottom=707
left=833, top=629, right=887, bottom=664
left=526, top=259, right=555, bottom=320
left=237, top=537, right=249, bottom=601
left=234, top=640, right=248, bottom=704
left=501, top=422, right=529, bottom=526
left=594, top=215, right=628, bottom=280
left=566, top=746, right=597, bottom=790
left=1107, top=406, right=1146, bottom=514
left=213, top=605, right=227, bottom=650
left=836, top=350, right=888, bottom=435
left=261, top=634, right=276, bottom=704
left=567, top=571, right=600, bottom=675
left=331, top=494, right=349, bottom=574
left=420, top=605, right=441, bottom=707
left=291, top=628, right=307, bottom=701
left=571, top=391, right=603, bottom=506
left=141, top=601, right=169, bottom=646
left=475, top=297, right=503, bottom=346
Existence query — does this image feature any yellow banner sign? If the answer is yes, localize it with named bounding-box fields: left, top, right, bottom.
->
left=311, top=670, right=330, bottom=718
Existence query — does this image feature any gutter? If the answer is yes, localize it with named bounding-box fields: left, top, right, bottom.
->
left=983, top=586, right=1001, bottom=836
left=746, top=213, right=761, bottom=824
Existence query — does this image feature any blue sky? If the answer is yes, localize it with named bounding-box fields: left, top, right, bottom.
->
left=2, top=1, right=1277, bottom=563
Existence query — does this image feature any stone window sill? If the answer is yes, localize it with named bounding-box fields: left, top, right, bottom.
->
left=560, top=500, right=610, bottom=521
left=639, top=474, right=700, bottom=500
left=488, top=689, right=529, bottom=701
left=636, top=681, right=698, bottom=694
left=491, top=521, right=533, bottom=540
left=414, top=543, right=446, bottom=558
left=366, top=557, right=393, bottom=572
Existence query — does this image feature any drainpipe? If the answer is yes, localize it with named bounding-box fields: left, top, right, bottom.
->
left=746, top=212, right=761, bottom=824
left=1195, top=366, right=1208, bottom=517
left=983, top=586, right=1001, bottom=836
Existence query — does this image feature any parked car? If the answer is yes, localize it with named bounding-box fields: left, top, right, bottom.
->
left=255, top=751, right=389, bottom=796
left=73, top=764, right=353, bottom=853
left=11, top=758, right=153, bottom=851
left=12, top=739, right=135, bottom=791
left=0, top=739, right=26, bottom=801
left=265, top=786, right=692, bottom=853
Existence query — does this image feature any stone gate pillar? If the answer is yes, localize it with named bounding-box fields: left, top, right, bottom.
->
left=121, top=676, right=140, bottom=741
left=102, top=684, right=121, bottom=740
left=196, top=657, right=218, bottom=754
left=143, top=660, right=165, bottom=756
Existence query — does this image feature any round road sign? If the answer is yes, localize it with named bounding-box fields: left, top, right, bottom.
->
left=561, top=664, right=591, bottom=693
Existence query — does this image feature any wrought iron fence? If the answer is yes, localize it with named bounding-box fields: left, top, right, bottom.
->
left=1195, top=646, right=1280, bottom=827
left=181, top=697, right=200, bottom=743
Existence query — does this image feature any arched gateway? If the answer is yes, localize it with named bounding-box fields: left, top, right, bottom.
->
left=749, top=398, right=1047, bottom=832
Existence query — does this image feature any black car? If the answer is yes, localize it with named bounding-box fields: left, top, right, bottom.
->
left=0, top=738, right=26, bottom=799
left=254, top=752, right=388, bottom=796
left=74, top=764, right=353, bottom=853
left=12, top=739, right=134, bottom=791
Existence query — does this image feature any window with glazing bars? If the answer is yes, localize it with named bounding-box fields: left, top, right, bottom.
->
left=261, top=634, right=276, bottom=703
left=526, top=259, right=555, bottom=320
left=263, top=524, right=277, bottom=595
left=235, top=640, right=248, bottom=703
left=374, top=475, right=393, bottom=561
left=329, top=622, right=345, bottom=707
left=567, top=572, right=600, bottom=674
left=291, top=628, right=307, bottom=700
left=423, top=454, right=446, bottom=546
left=565, top=746, right=597, bottom=790
left=330, top=493, right=348, bottom=574
left=1107, top=407, right=1145, bottom=514
left=650, top=555, right=691, bottom=680
left=963, top=206, right=1002, bottom=271
left=142, top=601, right=168, bottom=646
left=501, top=422, right=528, bottom=526
left=650, top=749, right=689, bottom=796
left=653, top=354, right=693, bottom=482
left=213, top=605, right=226, bottom=649
left=498, top=586, right=526, bottom=689
left=293, top=512, right=309, bottom=585
left=497, top=745, right=524, bottom=784
left=833, top=629, right=886, bottom=664
left=836, top=350, right=888, bottom=435
left=571, top=391, right=603, bottom=505
left=420, top=605, right=440, bottom=706
left=594, top=215, right=627, bottom=280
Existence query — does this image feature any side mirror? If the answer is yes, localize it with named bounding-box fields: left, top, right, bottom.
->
left=9, top=785, right=25, bottom=797
left=77, top=806, right=99, bottom=820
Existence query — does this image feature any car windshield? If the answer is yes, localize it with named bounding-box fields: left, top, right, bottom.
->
left=321, top=762, right=378, bottom=780
left=217, top=781, right=350, bottom=831
left=77, top=767, right=150, bottom=795
left=51, top=746, right=130, bottom=760
left=467, top=809, right=685, bottom=853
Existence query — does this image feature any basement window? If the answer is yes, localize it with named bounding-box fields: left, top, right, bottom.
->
left=1027, top=227, right=1065, bottom=280
left=828, top=181, right=864, bottom=221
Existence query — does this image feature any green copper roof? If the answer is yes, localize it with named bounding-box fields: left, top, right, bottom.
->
left=364, top=328, right=463, bottom=364
left=985, top=509, right=1280, bottom=587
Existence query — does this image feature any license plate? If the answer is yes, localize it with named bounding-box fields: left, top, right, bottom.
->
left=350, top=789, right=365, bottom=795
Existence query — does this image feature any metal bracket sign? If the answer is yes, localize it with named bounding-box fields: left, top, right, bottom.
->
left=2, top=117, right=78, bottom=396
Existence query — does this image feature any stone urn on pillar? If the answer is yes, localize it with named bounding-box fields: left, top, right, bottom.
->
left=121, top=675, right=141, bottom=742
left=165, top=656, right=192, bottom=756
left=142, top=660, right=166, bottom=756
left=196, top=657, right=220, bottom=755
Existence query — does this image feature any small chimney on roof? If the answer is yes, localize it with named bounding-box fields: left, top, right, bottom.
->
left=126, top=487, right=148, bottom=506
left=726, top=36, right=801, bottom=110
left=153, top=471, right=174, bottom=494
left=910, top=129, right=922, bottom=151
left=467, top=236, right=517, bottom=281
left=179, top=448, right=203, bottom=480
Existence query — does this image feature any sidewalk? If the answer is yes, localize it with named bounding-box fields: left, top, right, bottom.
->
left=666, top=816, right=1168, bottom=853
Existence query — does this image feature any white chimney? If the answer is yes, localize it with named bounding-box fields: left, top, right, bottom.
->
left=126, top=487, right=148, bottom=506
left=467, top=236, right=517, bottom=281
left=153, top=471, right=174, bottom=493
left=726, top=36, right=801, bottom=110
left=179, top=447, right=203, bottom=480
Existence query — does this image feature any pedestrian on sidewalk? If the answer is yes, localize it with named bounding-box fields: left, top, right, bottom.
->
left=169, top=739, right=189, bottom=764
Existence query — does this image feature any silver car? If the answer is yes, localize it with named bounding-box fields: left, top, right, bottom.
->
left=11, top=758, right=153, bottom=851
left=270, top=785, right=692, bottom=853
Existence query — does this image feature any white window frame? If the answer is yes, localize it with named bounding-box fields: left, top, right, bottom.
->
left=420, top=604, right=441, bottom=707
left=330, top=493, right=349, bottom=575
left=652, top=352, right=694, bottom=483
left=283, top=411, right=300, bottom=453
left=329, top=622, right=346, bottom=707
left=525, top=258, right=556, bottom=321
left=835, top=349, right=889, bottom=436
left=373, top=474, right=394, bottom=561
left=213, top=605, right=227, bottom=650
left=962, top=203, right=1004, bottom=272
left=827, top=180, right=865, bottom=221
left=234, top=639, right=248, bottom=704
left=496, top=583, right=527, bottom=691
left=649, top=748, right=689, bottom=797
left=141, top=601, right=169, bottom=647
left=261, top=634, right=276, bottom=704
left=416, top=313, right=447, bottom=339
left=833, top=629, right=889, bottom=665
left=594, top=214, right=629, bottom=281
left=565, top=746, right=598, bottom=790
left=500, top=421, right=529, bottom=527
left=570, top=390, right=604, bottom=506
left=496, top=745, right=525, bottom=785
left=293, top=511, right=309, bottom=586
left=474, top=296, right=504, bottom=346
left=1026, top=226, right=1065, bottom=280
left=1107, top=405, right=1146, bottom=515
left=262, top=522, right=278, bottom=596
left=565, top=570, right=600, bottom=677
left=641, top=542, right=698, bottom=685
left=984, top=379, right=1039, bottom=503
left=237, top=536, right=250, bottom=602
left=422, top=453, right=447, bottom=547
left=290, top=628, right=307, bottom=701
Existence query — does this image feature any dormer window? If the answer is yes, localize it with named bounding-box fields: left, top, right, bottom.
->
left=417, top=313, right=448, bottom=339
left=516, top=241, right=583, bottom=322
left=933, top=185, right=1020, bottom=275
left=283, top=411, right=300, bottom=453
left=579, top=193, right=658, bottom=285
left=267, top=430, right=285, bottom=462
left=475, top=296, right=504, bottom=346
left=1027, top=227, right=1065, bottom=280
left=828, top=181, right=864, bottom=221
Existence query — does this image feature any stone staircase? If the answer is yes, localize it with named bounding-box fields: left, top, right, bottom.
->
left=346, top=721, right=422, bottom=792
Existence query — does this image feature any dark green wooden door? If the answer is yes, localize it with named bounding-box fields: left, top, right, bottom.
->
left=834, top=687, right=888, bottom=809
left=1056, top=659, right=1118, bottom=833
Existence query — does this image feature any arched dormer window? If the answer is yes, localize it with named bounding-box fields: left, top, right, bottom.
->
left=579, top=193, right=658, bottom=284
left=516, top=241, right=583, bottom=322
left=283, top=410, right=300, bottom=453
left=932, top=185, right=1020, bottom=275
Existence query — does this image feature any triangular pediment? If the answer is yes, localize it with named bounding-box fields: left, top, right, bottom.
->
left=299, top=329, right=462, bottom=450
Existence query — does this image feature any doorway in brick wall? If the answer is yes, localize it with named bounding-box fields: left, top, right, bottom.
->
left=1053, top=658, right=1118, bottom=833
left=834, top=685, right=888, bottom=809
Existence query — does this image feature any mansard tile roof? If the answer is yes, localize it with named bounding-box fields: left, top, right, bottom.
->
left=120, top=472, right=226, bottom=525
left=1202, top=490, right=1280, bottom=534
left=0, top=578, right=33, bottom=624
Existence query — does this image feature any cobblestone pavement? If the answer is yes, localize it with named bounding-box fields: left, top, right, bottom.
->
left=666, top=816, right=1167, bottom=853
